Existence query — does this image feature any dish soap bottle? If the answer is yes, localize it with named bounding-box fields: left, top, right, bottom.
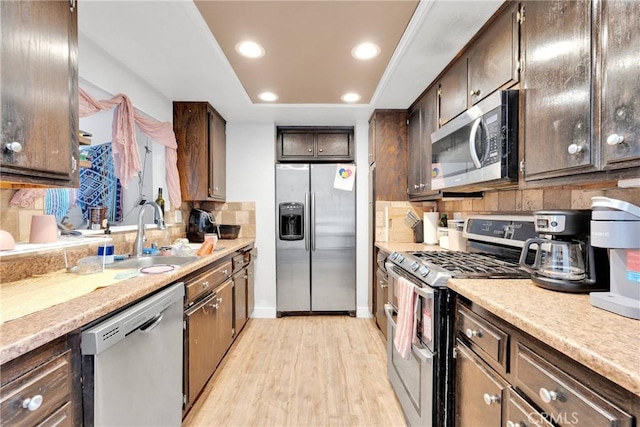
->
left=154, top=188, right=165, bottom=224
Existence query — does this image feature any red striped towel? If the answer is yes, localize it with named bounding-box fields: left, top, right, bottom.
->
left=394, top=277, right=418, bottom=359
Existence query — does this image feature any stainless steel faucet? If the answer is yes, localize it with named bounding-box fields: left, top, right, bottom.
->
left=133, top=201, right=165, bottom=257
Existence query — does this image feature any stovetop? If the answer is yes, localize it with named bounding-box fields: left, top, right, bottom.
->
left=386, top=214, right=536, bottom=287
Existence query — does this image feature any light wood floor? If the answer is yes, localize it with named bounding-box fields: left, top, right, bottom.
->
left=183, top=316, right=407, bottom=427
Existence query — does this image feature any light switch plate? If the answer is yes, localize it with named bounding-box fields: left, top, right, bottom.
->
left=175, top=210, right=182, bottom=223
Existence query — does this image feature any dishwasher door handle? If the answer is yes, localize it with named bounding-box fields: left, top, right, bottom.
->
left=139, top=313, right=164, bottom=333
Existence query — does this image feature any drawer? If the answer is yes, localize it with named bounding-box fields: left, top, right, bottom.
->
left=186, top=260, right=232, bottom=303
left=506, top=388, right=553, bottom=427
left=36, top=401, right=72, bottom=427
left=515, top=343, right=633, bottom=426
left=457, top=305, right=508, bottom=369
left=0, top=351, right=71, bottom=427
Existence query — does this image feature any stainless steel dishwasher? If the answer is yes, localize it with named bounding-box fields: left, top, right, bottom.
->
left=81, top=282, right=184, bottom=426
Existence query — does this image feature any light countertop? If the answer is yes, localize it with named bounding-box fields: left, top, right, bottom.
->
left=0, top=238, right=254, bottom=364
left=448, top=278, right=640, bottom=397
left=375, top=242, right=442, bottom=253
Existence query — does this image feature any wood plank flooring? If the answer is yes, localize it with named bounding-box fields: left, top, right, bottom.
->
left=183, top=316, right=407, bottom=427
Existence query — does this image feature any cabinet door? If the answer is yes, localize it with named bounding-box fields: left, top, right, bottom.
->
left=467, top=2, right=520, bottom=106
left=439, top=58, right=468, bottom=126
left=208, top=107, right=226, bottom=201
left=375, top=268, right=388, bottom=339
left=214, top=280, right=234, bottom=367
left=185, top=294, right=217, bottom=405
left=0, top=0, right=79, bottom=187
left=174, top=102, right=209, bottom=201
left=316, top=133, right=350, bottom=157
left=420, top=87, right=440, bottom=197
left=233, top=272, right=247, bottom=335
left=600, top=0, right=640, bottom=169
left=522, top=0, right=594, bottom=180
left=247, top=263, right=255, bottom=318
left=455, top=341, right=506, bottom=427
left=281, top=133, right=314, bottom=157
left=407, top=107, right=423, bottom=197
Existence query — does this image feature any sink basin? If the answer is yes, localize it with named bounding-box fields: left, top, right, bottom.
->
left=108, top=255, right=199, bottom=269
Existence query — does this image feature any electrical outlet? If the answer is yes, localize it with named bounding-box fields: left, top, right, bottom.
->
left=175, top=210, right=182, bottom=223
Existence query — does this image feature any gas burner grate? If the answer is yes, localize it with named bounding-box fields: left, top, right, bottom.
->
left=410, top=251, right=528, bottom=279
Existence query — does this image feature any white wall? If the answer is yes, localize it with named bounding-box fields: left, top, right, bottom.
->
left=226, top=122, right=372, bottom=318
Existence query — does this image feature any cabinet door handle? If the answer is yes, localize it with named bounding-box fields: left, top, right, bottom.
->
left=470, top=89, right=480, bottom=97
left=4, top=141, right=23, bottom=153
left=201, top=280, right=209, bottom=289
left=22, top=395, right=43, bottom=411
left=539, top=387, right=559, bottom=403
left=414, top=184, right=419, bottom=190
left=606, top=134, right=624, bottom=145
left=380, top=282, right=388, bottom=288
left=308, top=148, right=312, bottom=152
left=567, top=143, right=583, bottom=154
left=318, top=148, right=323, bottom=152
left=465, top=328, right=482, bottom=339
left=507, top=421, right=523, bottom=427
left=483, top=393, right=500, bottom=405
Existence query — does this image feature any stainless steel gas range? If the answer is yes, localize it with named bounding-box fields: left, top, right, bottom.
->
left=384, top=215, right=536, bottom=427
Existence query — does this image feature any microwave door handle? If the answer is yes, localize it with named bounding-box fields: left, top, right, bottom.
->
left=469, top=117, right=483, bottom=169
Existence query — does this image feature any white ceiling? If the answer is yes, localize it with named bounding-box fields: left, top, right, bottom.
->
left=78, top=0, right=504, bottom=125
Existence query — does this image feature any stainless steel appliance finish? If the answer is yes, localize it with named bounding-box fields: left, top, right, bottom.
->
left=385, top=214, right=537, bottom=427
left=81, top=282, right=184, bottom=426
left=590, top=197, right=640, bottom=319
left=276, top=163, right=356, bottom=315
left=430, top=90, right=518, bottom=191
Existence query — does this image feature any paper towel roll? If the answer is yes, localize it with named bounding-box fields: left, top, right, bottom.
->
left=424, top=212, right=439, bottom=245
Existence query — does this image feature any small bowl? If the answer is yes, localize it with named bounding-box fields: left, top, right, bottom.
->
left=0, top=229, right=16, bottom=251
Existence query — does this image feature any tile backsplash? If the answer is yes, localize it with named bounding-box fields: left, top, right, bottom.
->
left=192, top=201, right=256, bottom=239
left=376, top=186, right=640, bottom=243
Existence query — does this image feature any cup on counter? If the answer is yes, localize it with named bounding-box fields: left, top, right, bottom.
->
left=204, top=233, right=218, bottom=251
left=29, top=215, right=58, bottom=244
left=423, top=212, right=439, bottom=245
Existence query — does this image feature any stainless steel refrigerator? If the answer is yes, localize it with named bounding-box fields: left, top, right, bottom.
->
left=276, top=163, right=356, bottom=316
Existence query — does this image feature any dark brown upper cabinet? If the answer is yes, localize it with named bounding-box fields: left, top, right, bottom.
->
left=408, top=87, right=440, bottom=200
left=600, top=0, right=640, bottom=170
left=369, top=110, right=407, bottom=201
left=0, top=0, right=79, bottom=188
left=174, top=102, right=226, bottom=201
left=521, top=0, right=594, bottom=181
left=438, top=2, right=521, bottom=127
left=277, top=127, right=353, bottom=162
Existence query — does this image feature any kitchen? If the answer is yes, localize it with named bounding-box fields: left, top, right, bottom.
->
left=1, top=0, right=639, bottom=426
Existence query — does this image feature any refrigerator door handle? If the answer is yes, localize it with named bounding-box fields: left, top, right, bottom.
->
left=304, top=192, right=310, bottom=251
left=311, top=192, right=316, bottom=252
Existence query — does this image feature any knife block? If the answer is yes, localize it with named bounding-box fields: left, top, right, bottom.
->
left=412, top=220, right=424, bottom=243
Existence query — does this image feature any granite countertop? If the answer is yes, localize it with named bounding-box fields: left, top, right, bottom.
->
left=0, top=238, right=255, bottom=365
left=448, top=278, right=640, bottom=397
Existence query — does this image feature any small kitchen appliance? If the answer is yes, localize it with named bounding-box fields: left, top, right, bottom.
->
left=519, top=210, right=609, bottom=293
left=590, top=197, right=640, bottom=319
left=187, top=208, right=218, bottom=243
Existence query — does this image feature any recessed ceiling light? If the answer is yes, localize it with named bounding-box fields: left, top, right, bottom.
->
left=235, top=41, right=265, bottom=58
left=351, top=42, right=380, bottom=60
left=341, top=92, right=361, bottom=103
left=258, top=92, right=278, bottom=102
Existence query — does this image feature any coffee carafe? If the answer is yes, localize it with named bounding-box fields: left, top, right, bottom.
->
left=519, top=210, right=609, bottom=292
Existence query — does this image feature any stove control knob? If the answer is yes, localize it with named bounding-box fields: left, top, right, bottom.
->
left=396, top=255, right=405, bottom=263
left=390, top=252, right=398, bottom=261
left=410, top=261, right=419, bottom=271
left=419, top=266, right=429, bottom=277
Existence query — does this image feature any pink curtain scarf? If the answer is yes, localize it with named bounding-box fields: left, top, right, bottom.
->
left=78, top=88, right=182, bottom=208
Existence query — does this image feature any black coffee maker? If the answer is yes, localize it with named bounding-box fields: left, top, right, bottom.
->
left=519, top=210, right=609, bottom=292
left=187, top=208, right=219, bottom=243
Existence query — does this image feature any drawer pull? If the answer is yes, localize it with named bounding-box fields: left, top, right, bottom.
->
left=201, top=280, right=209, bottom=289
left=539, top=387, right=559, bottom=403
left=506, top=421, right=523, bottom=427
left=22, top=395, right=43, bottom=411
left=483, top=393, right=500, bottom=405
left=465, top=328, right=482, bottom=339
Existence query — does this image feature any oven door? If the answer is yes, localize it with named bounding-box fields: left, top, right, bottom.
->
left=385, top=303, right=434, bottom=427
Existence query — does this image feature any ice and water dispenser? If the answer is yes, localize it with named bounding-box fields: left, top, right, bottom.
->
left=279, top=202, right=304, bottom=240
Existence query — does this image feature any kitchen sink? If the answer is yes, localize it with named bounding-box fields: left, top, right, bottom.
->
left=108, top=255, right=200, bottom=269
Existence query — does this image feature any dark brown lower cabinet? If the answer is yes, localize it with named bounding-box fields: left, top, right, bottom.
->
left=233, top=269, right=248, bottom=335
left=454, top=297, right=639, bottom=427
left=375, top=266, right=388, bottom=339
left=455, top=341, right=506, bottom=427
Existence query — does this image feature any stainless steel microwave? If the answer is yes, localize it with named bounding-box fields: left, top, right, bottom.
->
left=430, top=90, right=518, bottom=191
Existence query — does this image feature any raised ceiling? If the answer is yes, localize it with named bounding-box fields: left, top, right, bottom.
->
left=194, top=0, right=419, bottom=104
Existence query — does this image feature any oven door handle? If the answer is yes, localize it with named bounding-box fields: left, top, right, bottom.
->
left=384, top=303, right=396, bottom=327
left=414, top=286, right=434, bottom=300
left=469, top=117, right=483, bottom=169
left=412, top=344, right=434, bottom=362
